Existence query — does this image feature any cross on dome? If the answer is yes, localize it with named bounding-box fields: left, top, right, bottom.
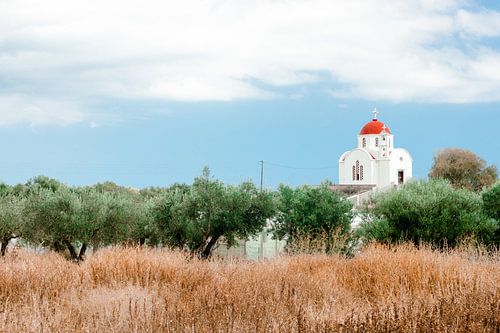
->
left=359, top=109, right=391, bottom=135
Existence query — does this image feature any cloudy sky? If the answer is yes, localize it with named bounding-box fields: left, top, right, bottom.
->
left=0, top=0, right=499, bottom=187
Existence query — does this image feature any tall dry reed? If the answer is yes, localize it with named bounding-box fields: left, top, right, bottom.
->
left=0, top=244, right=498, bottom=332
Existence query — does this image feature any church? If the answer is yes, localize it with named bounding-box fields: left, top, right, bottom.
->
left=338, top=109, right=412, bottom=189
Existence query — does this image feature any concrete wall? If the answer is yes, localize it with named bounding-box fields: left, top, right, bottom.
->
left=214, top=228, right=286, bottom=261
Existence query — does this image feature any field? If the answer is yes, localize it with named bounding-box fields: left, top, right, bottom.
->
left=0, top=245, right=499, bottom=332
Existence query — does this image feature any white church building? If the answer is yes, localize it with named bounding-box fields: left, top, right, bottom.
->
left=338, top=109, right=412, bottom=189
left=217, top=109, right=413, bottom=259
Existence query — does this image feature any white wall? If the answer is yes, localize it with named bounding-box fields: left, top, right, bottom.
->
left=377, top=159, right=392, bottom=188
left=389, top=148, right=413, bottom=184
left=339, top=149, right=376, bottom=185
left=340, top=133, right=412, bottom=188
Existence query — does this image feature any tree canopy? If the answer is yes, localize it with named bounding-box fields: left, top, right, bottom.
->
left=0, top=190, right=24, bottom=256
left=151, top=168, right=276, bottom=258
left=482, top=182, right=500, bottom=221
left=482, top=182, right=500, bottom=245
left=358, top=179, right=499, bottom=248
left=273, top=183, right=353, bottom=253
left=429, top=148, right=497, bottom=192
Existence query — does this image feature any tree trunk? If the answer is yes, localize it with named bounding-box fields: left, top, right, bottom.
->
left=139, top=237, right=146, bottom=246
left=0, top=238, right=10, bottom=256
left=201, top=234, right=221, bottom=259
left=64, top=240, right=78, bottom=260
left=53, top=240, right=65, bottom=252
left=77, top=243, right=87, bottom=261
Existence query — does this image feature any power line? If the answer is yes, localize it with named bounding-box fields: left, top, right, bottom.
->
left=265, top=161, right=337, bottom=170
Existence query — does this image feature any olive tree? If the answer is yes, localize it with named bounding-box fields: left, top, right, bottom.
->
left=149, top=184, right=191, bottom=248
left=25, top=175, right=64, bottom=193
left=0, top=194, right=24, bottom=256
left=151, top=169, right=276, bottom=258
left=80, top=187, right=153, bottom=250
left=482, top=182, right=500, bottom=245
left=482, top=182, right=500, bottom=221
left=23, top=187, right=89, bottom=260
left=273, top=183, right=353, bottom=253
left=358, top=180, right=499, bottom=247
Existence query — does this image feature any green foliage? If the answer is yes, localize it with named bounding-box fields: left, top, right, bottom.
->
left=482, top=182, right=500, bottom=220
left=88, top=183, right=153, bottom=244
left=23, top=187, right=88, bottom=258
left=25, top=175, right=63, bottom=193
left=150, top=184, right=192, bottom=248
left=482, top=182, right=500, bottom=244
left=139, top=186, right=169, bottom=199
left=0, top=191, right=25, bottom=255
left=4, top=170, right=497, bottom=261
left=80, top=187, right=152, bottom=247
left=151, top=169, right=276, bottom=258
left=93, top=181, right=136, bottom=195
left=273, top=182, right=353, bottom=253
left=359, top=180, right=499, bottom=248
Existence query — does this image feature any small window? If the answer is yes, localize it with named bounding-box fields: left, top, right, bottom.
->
left=352, top=166, right=355, bottom=181
left=375, top=137, right=379, bottom=147
left=360, top=165, right=364, bottom=180
left=398, top=171, right=404, bottom=184
left=356, top=161, right=360, bottom=181
left=362, top=138, right=366, bottom=148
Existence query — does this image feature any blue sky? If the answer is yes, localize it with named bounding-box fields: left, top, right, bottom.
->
left=0, top=0, right=499, bottom=188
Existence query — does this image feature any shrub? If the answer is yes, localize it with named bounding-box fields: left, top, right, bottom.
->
left=482, top=181, right=500, bottom=220
left=482, top=181, right=500, bottom=245
left=273, top=182, right=353, bottom=253
left=358, top=179, right=499, bottom=248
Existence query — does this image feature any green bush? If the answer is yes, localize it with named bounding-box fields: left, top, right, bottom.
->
left=358, top=179, right=499, bottom=248
left=482, top=182, right=500, bottom=220
left=482, top=182, right=500, bottom=245
left=273, top=182, right=353, bottom=253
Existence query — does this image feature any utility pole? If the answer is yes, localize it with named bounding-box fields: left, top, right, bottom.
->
left=259, top=160, right=264, bottom=192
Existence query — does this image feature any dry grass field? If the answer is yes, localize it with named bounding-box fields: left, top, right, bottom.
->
left=0, top=244, right=499, bottom=333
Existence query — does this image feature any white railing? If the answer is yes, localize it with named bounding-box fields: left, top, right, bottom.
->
left=347, top=183, right=396, bottom=208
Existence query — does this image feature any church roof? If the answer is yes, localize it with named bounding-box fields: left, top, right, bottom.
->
left=359, top=119, right=391, bottom=135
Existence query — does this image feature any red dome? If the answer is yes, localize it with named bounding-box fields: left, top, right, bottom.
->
left=359, top=119, right=390, bottom=135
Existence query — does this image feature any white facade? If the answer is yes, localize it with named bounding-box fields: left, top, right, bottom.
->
left=339, top=110, right=412, bottom=188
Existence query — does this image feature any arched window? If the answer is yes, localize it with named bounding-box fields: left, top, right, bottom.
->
left=353, top=161, right=365, bottom=181
left=375, top=137, right=379, bottom=147
left=362, top=138, right=366, bottom=148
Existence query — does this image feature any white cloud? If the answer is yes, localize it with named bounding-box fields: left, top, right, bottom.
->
left=1, top=0, right=500, bottom=125
left=456, top=9, right=500, bottom=37
left=0, top=95, right=84, bottom=126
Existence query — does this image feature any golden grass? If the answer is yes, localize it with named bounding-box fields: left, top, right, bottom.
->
left=0, top=244, right=499, bottom=332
